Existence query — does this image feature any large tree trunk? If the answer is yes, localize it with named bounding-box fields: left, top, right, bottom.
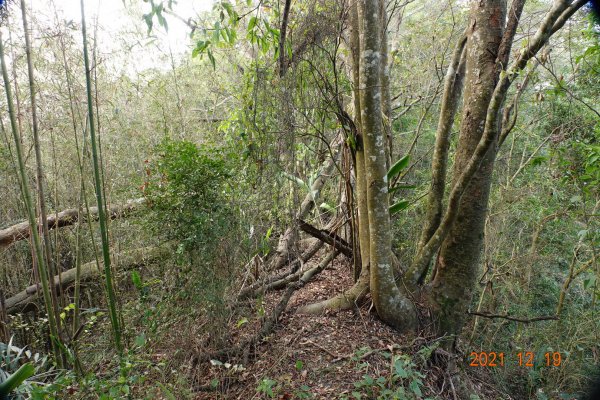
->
left=428, top=0, right=507, bottom=340
left=359, top=0, right=415, bottom=332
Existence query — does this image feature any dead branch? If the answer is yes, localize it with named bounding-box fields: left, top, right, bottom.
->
left=467, top=311, right=558, bottom=323
left=196, top=251, right=340, bottom=365
left=237, top=238, right=324, bottom=301
left=297, top=219, right=353, bottom=258
left=5, top=245, right=169, bottom=314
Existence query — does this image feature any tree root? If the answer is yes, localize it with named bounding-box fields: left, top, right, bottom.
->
left=296, top=266, right=369, bottom=314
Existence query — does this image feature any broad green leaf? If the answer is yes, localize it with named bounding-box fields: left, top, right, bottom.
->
left=0, top=363, right=35, bottom=397
left=389, top=200, right=409, bottom=215
left=387, top=154, right=410, bottom=181
left=135, top=333, right=146, bottom=347
left=248, top=16, right=258, bottom=31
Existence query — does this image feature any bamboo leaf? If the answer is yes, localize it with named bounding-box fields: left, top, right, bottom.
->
left=388, top=184, right=416, bottom=194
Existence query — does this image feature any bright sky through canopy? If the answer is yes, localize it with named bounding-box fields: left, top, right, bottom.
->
left=30, top=0, right=215, bottom=74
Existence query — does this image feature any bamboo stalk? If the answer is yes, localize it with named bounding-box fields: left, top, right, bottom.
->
left=79, top=0, right=123, bottom=359
left=0, top=30, right=63, bottom=365
left=20, top=1, right=65, bottom=366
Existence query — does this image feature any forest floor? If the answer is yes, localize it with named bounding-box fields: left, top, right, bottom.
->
left=181, top=253, right=505, bottom=400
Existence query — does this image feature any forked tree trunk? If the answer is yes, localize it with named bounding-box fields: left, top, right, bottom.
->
left=408, top=33, right=467, bottom=285
left=428, top=0, right=506, bottom=340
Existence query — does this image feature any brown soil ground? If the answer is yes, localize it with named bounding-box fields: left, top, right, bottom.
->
left=184, top=254, right=506, bottom=400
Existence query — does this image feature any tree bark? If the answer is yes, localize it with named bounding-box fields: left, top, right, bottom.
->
left=0, top=198, right=144, bottom=250
left=350, top=0, right=370, bottom=283
left=428, top=0, right=507, bottom=341
left=359, top=0, right=415, bottom=332
left=379, top=0, right=393, bottom=171
left=278, top=0, right=292, bottom=77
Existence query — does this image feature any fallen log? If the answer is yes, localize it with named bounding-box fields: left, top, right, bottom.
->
left=0, top=198, right=145, bottom=250
left=5, top=245, right=169, bottom=314
left=297, top=219, right=353, bottom=258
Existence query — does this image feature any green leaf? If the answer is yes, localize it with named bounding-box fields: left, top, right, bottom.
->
left=222, top=2, right=234, bottom=19
left=409, top=379, right=422, bottom=396
left=131, top=270, right=143, bottom=290
left=248, top=16, right=258, bottom=31
left=389, top=184, right=416, bottom=194
left=389, top=200, right=410, bottom=215
left=134, top=333, right=146, bottom=347
left=583, top=275, right=596, bottom=290
left=295, top=360, right=304, bottom=371
left=207, top=49, right=216, bottom=69
left=0, top=363, right=35, bottom=397
left=387, top=154, right=410, bottom=181
left=319, top=202, right=336, bottom=213
left=236, top=317, right=249, bottom=328
left=142, top=13, right=154, bottom=34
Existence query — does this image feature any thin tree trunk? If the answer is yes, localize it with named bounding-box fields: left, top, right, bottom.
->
left=0, top=30, right=63, bottom=365
left=278, top=0, right=292, bottom=77
left=20, top=0, right=64, bottom=351
left=350, top=0, right=370, bottom=282
left=80, top=0, right=123, bottom=358
left=359, top=0, right=415, bottom=332
left=409, top=33, right=467, bottom=285
left=379, top=0, right=393, bottom=171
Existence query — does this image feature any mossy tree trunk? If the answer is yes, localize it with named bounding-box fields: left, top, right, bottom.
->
left=358, top=0, right=416, bottom=332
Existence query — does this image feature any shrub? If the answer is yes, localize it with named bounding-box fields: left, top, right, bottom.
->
left=143, top=137, right=234, bottom=255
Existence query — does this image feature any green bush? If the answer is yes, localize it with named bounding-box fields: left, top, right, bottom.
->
left=143, top=137, right=233, bottom=255
left=143, top=137, right=237, bottom=340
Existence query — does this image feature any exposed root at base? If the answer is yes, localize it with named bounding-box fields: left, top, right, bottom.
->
left=297, top=268, right=369, bottom=314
